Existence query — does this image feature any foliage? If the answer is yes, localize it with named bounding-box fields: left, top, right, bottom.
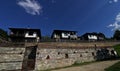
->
left=105, top=45, right=120, bottom=71
left=105, top=61, right=120, bottom=71
left=113, top=44, right=120, bottom=56
left=41, top=36, right=55, bottom=42
left=98, top=33, right=106, bottom=38
left=42, top=36, right=51, bottom=40
left=113, top=30, right=120, bottom=40
left=0, top=28, right=8, bottom=40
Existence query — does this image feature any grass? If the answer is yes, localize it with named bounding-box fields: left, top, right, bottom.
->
left=105, top=61, right=120, bottom=71
left=40, top=61, right=96, bottom=71
left=105, top=44, right=120, bottom=71
left=113, top=44, right=120, bottom=56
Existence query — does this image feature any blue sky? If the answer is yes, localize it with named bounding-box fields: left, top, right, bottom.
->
left=0, top=0, right=120, bottom=37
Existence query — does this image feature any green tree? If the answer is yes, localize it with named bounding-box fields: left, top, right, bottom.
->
left=113, top=30, right=120, bottom=40
left=0, top=28, right=8, bottom=40
left=98, top=33, right=106, bottom=38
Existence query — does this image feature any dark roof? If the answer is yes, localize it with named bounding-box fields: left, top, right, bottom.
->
left=9, top=28, right=41, bottom=37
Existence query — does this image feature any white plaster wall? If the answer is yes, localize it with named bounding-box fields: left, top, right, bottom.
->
left=25, top=32, right=37, bottom=38
left=54, top=34, right=57, bottom=38
left=62, top=33, right=70, bottom=38
left=88, top=35, right=97, bottom=40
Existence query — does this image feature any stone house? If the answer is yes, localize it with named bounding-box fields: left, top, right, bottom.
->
left=9, top=28, right=41, bottom=42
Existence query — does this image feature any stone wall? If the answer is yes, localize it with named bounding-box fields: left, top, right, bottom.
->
left=0, top=42, right=119, bottom=71
left=0, top=47, right=25, bottom=71
left=35, top=47, right=114, bottom=70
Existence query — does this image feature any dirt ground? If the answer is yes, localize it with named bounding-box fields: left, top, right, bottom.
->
left=52, top=60, right=120, bottom=71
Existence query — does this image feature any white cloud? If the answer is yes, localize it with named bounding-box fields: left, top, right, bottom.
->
left=17, top=0, right=42, bottom=15
left=109, top=0, right=119, bottom=3
left=108, top=0, right=120, bottom=30
left=114, top=0, right=118, bottom=2
left=108, top=13, right=120, bottom=31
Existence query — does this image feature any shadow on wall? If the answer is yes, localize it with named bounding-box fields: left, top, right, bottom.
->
left=95, top=48, right=119, bottom=61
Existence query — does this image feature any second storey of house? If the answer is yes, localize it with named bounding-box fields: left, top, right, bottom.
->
left=9, top=28, right=41, bottom=39
left=51, top=30, right=77, bottom=39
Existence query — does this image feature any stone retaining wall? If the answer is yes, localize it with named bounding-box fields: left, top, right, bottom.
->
left=0, top=42, right=119, bottom=71
left=35, top=47, right=114, bottom=70
left=0, top=47, right=25, bottom=71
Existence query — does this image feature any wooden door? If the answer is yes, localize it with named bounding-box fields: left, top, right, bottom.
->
left=22, top=46, right=37, bottom=71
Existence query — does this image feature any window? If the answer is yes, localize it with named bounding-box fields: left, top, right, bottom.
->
left=64, top=33, right=68, bottom=36
left=29, top=32, right=34, bottom=35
